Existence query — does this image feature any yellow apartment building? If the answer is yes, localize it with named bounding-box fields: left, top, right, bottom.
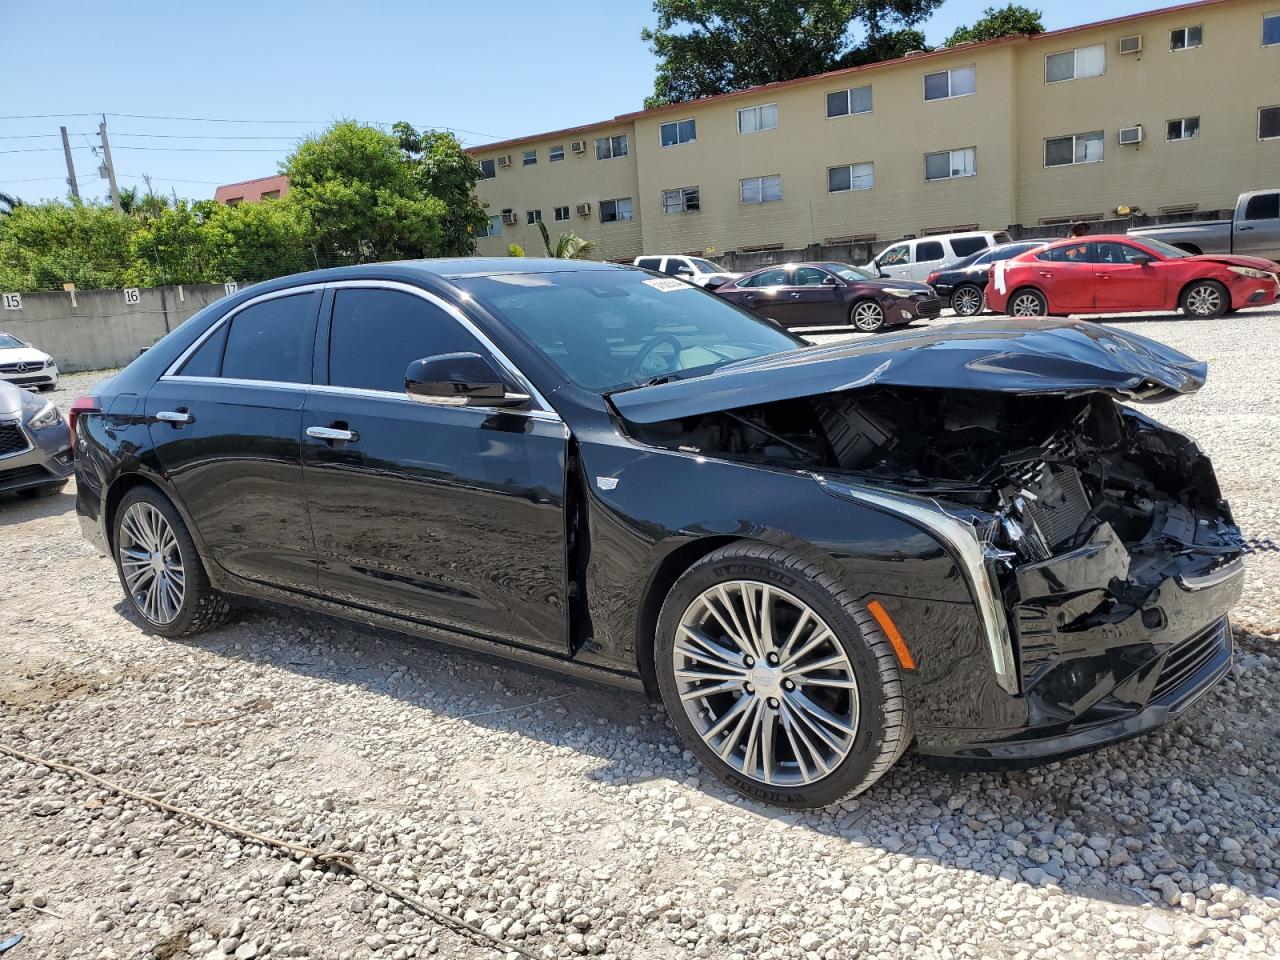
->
left=468, top=0, right=1280, bottom=261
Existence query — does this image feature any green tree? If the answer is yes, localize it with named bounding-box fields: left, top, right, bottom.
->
left=0, top=201, right=137, bottom=290
left=283, top=120, right=446, bottom=263
left=126, top=200, right=219, bottom=286
left=203, top=198, right=313, bottom=282
left=944, top=4, right=1042, bottom=46
left=393, top=123, right=489, bottom=256
left=536, top=221, right=595, bottom=260
left=641, top=0, right=942, bottom=107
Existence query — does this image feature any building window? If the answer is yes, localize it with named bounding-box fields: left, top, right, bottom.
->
left=1261, top=105, right=1280, bottom=140
left=522, top=149, right=537, bottom=166
left=549, top=145, right=565, bottom=162
left=554, top=205, right=570, bottom=222
left=826, top=85, right=872, bottom=118
left=526, top=209, right=542, bottom=225
left=600, top=197, right=633, bottom=222
left=1045, top=131, right=1104, bottom=166
left=1170, top=25, right=1202, bottom=50
left=827, top=162, right=875, bottom=193
left=924, top=147, right=976, bottom=181
left=1266, top=14, right=1280, bottom=46
left=595, top=135, right=628, bottom=160
left=661, top=187, right=700, bottom=213
left=659, top=118, right=697, bottom=147
left=923, top=66, right=976, bottom=101
left=1045, top=43, right=1106, bottom=83
left=740, top=175, right=782, bottom=204
left=225, top=197, right=243, bottom=207
left=478, top=158, right=496, bottom=179
left=1167, top=116, right=1200, bottom=141
left=477, top=215, right=502, bottom=238
left=737, top=103, right=778, bottom=134
left=260, top=190, right=280, bottom=200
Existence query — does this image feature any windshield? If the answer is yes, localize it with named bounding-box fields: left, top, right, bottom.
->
left=0, top=334, right=25, bottom=349
left=457, top=268, right=804, bottom=393
left=688, top=258, right=721, bottom=273
left=1137, top=238, right=1194, bottom=259
left=825, top=263, right=876, bottom=282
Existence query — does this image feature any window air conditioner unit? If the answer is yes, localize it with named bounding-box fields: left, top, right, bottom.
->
left=570, top=140, right=587, bottom=154
left=500, top=209, right=518, bottom=225
left=575, top=202, right=591, bottom=217
left=1118, top=125, right=1144, bottom=145
left=496, top=155, right=512, bottom=168
left=1119, top=35, right=1142, bottom=54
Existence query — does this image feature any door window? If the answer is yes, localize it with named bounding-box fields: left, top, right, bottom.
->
left=178, top=324, right=228, bottom=377
left=741, top=268, right=790, bottom=288
left=792, top=267, right=832, bottom=286
left=877, top=245, right=909, bottom=267
left=219, top=292, right=317, bottom=383
left=1038, top=242, right=1095, bottom=263
left=635, top=257, right=662, bottom=270
left=1094, top=242, right=1149, bottom=264
left=328, top=288, right=489, bottom=394
left=915, top=241, right=945, bottom=262
left=1243, top=193, right=1280, bottom=220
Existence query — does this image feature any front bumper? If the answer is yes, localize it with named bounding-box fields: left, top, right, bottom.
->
left=0, top=367, right=58, bottom=389
left=0, top=420, right=73, bottom=494
left=888, top=294, right=943, bottom=324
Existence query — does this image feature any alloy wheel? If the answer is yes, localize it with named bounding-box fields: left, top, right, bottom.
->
left=673, top=581, right=859, bottom=787
left=1010, top=292, right=1046, bottom=317
left=1186, top=284, right=1222, bottom=317
left=953, top=286, right=984, bottom=317
left=852, top=302, right=885, bottom=331
left=118, top=502, right=186, bottom=625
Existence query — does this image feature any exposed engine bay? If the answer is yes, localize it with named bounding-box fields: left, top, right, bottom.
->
left=627, top=386, right=1243, bottom=689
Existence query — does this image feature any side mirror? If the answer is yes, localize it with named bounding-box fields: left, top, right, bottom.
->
left=703, top=276, right=729, bottom=290
left=1131, top=254, right=1153, bottom=266
left=821, top=275, right=839, bottom=286
left=404, top=352, right=528, bottom=408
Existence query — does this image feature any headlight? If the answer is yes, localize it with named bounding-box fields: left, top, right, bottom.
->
left=28, top=400, right=63, bottom=430
left=1228, top=266, right=1272, bottom=280
left=882, top=287, right=923, bottom=298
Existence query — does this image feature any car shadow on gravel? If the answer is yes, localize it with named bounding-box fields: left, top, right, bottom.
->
left=143, top=600, right=1279, bottom=913
left=0, top=486, right=75, bottom=525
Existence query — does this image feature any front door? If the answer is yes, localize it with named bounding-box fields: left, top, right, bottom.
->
left=302, top=284, right=569, bottom=653
left=873, top=243, right=912, bottom=280
left=146, top=288, right=320, bottom=591
left=1092, top=241, right=1167, bottom=310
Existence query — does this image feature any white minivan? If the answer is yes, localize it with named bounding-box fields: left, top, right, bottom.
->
left=865, top=231, right=1011, bottom=283
left=633, top=254, right=740, bottom=288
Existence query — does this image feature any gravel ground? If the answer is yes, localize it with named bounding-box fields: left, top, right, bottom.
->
left=2, top=307, right=1278, bottom=960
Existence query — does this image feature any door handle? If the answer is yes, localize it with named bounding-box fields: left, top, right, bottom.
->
left=155, top=409, right=192, bottom=425
left=1038, top=271, right=1054, bottom=278
left=307, top=425, right=357, bottom=443
left=1238, top=225, right=1254, bottom=231
left=788, top=292, right=802, bottom=298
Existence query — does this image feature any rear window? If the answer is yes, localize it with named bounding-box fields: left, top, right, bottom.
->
left=221, top=293, right=316, bottom=383
left=949, top=236, right=990, bottom=257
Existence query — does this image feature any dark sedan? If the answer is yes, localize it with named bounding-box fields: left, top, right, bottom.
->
left=713, top=262, right=940, bottom=332
left=1, top=380, right=73, bottom=499
left=75, top=260, right=1242, bottom=808
left=925, top=240, right=1048, bottom=316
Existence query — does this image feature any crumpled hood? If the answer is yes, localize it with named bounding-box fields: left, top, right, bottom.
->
left=1191, top=254, right=1279, bottom=272
left=610, top=319, right=1206, bottom=424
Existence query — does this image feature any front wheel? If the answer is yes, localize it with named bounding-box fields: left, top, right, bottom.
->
left=1008, top=288, right=1048, bottom=318
left=1181, top=280, right=1229, bottom=319
left=655, top=542, right=911, bottom=808
left=850, top=300, right=886, bottom=332
left=950, top=284, right=985, bottom=317
left=113, top=486, right=232, bottom=637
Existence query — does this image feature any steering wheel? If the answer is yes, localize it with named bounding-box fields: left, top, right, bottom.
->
left=626, top=334, right=684, bottom=381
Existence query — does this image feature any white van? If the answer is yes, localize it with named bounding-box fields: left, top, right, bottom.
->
left=865, top=231, right=1011, bottom=283
left=633, top=254, right=739, bottom=288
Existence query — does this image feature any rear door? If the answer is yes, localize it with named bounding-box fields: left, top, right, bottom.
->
left=1031, top=242, right=1098, bottom=313
left=1092, top=241, right=1167, bottom=310
left=1235, top=192, right=1280, bottom=259
left=146, top=287, right=320, bottom=590
left=728, top=267, right=796, bottom=323
left=301, top=282, right=569, bottom=653
left=787, top=266, right=845, bottom=326
left=907, top=239, right=947, bottom=282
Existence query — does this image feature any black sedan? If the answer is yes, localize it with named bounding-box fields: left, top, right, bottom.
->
left=75, top=260, right=1242, bottom=808
left=925, top=240, right=1048, bottom=316
left=713, top=262, right=940, bottom=332
left=1, top=380, right=73, bottom=499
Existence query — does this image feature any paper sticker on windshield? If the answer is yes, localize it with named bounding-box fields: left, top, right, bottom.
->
left=642, top=277, right=693, bottom=292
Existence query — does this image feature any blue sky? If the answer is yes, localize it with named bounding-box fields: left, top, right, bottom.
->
left=2, top=0, right=1181, bottom=201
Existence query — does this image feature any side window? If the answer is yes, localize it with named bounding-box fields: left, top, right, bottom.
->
left=635, top=257, right=662, bottom=270
left=915, top=241, right=945, bottom=262
left=328, top=288, right=489, bottom=394
left=877, top=245, right=909, bottom=267
left=949, top=236, right=989, bottom=257
left=792, top=267, right=830, bottom=286
left=970, top=251, right=993, bottom=266
left=221, top=293, right=317, bottom=383
left=178, top=323, right=229, bottom=377
left=1244, top=193, right=1280, bottom=221
left=1095, top=242, right=1150, bottom=264
left=667, top=259, right=695, bottom=276
left=1038, top=242, right=1094, bottom=263
left=742, top=268, right=790, bottom=288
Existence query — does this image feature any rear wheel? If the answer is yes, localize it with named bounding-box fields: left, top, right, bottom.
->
left=850, top=300, right=886, bottom=332
left=1008, top=288, right=1048, bottom=318
left=1180, top=280, right=1229, bottom=319
left=655, top=542, right=911, bottom=808
left=950, top=284, right=985, bottom=317
left=112, top=486, right=232, bottom=637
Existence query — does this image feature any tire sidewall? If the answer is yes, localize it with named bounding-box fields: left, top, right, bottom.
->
left=1009, top=287, right=1047, bottom=317
left=952, top=284, right=984, bottom=317
left=1182, top=280, right=1228, bottom=319
left=112, top=487, right=203, bottom=637
left=850, top=301, right=885, bottom=332
left=655, top=551, right=897, bottom=808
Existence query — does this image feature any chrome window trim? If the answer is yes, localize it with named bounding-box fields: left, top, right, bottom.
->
left=307, top=383, right=562, bottom=422
left=159, top=279, right=560, bottom=421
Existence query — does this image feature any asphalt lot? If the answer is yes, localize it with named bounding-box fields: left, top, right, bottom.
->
left=2, top=303, right=1279, bottom=959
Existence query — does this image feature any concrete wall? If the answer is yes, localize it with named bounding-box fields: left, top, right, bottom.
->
left=0, top=284, right=232, bottom=372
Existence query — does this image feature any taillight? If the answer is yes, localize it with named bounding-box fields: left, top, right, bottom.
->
left=67, top=395, right=99, bottom=450
left=925, top=272, right=940, bottom=287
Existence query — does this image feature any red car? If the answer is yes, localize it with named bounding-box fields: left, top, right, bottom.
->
left=984, top=234, right=1280, bottom=319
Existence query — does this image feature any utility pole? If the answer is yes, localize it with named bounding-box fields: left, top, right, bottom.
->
left=98, top=116, right=121, bottom=212
left=60, top=126, right=80, bottom=201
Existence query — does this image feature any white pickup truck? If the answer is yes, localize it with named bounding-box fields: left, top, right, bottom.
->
left=1128, top=189, right=1280, bottom=261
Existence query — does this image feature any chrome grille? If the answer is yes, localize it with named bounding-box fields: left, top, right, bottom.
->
left=0, top=421, right=30, bottom=457
left=1152, top=620, right=1229, bottom=702
left=0, top=360, right=44, bottom=373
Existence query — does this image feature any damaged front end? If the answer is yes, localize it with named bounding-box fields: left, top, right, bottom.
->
left=612, top=321, right=1244, bottom=763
